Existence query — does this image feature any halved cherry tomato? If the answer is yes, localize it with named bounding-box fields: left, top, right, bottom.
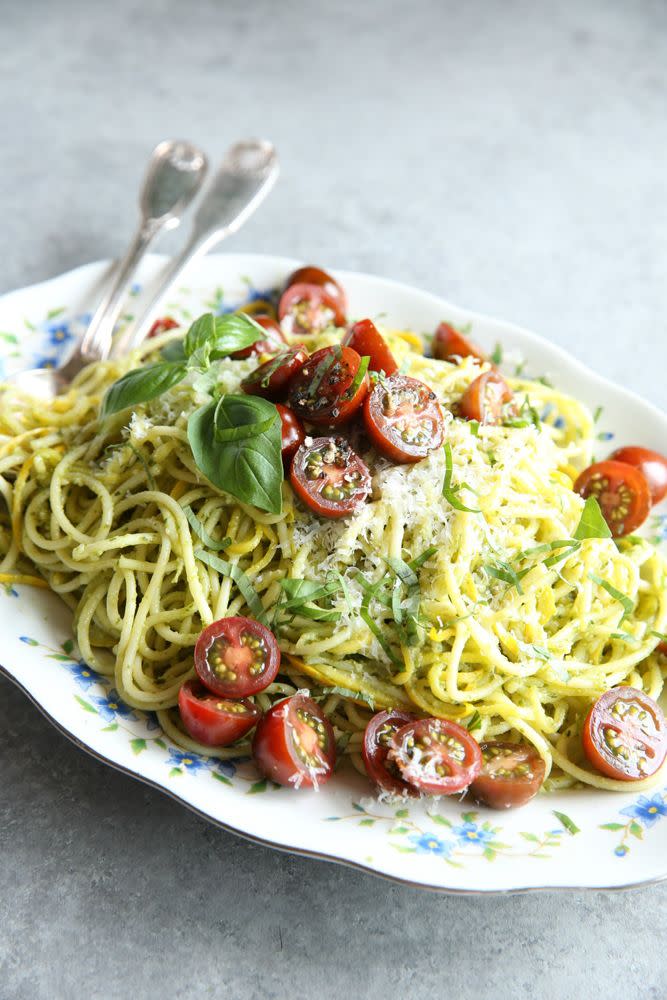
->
left=178, top=679, right=260, bottom=747
left=609, top=446, right=667, bottom=506
left=388, top=717, right=482, bottom=795
left=231, top=315, right=286, bottom=360
left=657, top=641, right=667, bottom=657
left=363, top=373, right=444, bottom=463
left=343, top=319, right=398, bottom=376
left=148, top=316, right=179, bottom=338
left=290, top=436, right=371, bottom=519
left=459, top=370, right=514, bottom=425
left=241, top=345, right=309, bottom=401
left=288, top=345, right=369, bottom=426
left=252, top=692, right=336, bottom=788
left=194, top=616, right=280, bottom=698
left=432, top=322, right=486, bottom=365
left=284, top=265, right=347, bottom=314
left=278, top=283, right=346, bottom=335
left=276, top=403, right=305, bottom=467
left=469, top=742, right=546, bottom=809
left=362, top=709, right=418, bottom=796
left=582, top=686, right=666, bottom=781
left=574, top=460, right=651, bottom=537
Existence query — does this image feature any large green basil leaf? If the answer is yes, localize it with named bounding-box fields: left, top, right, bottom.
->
left=187, top=398, right=283, bottom=514
left=213, top=394, right=278, bottom=442
left=101, top=362, right=188, bottom=419
left=183, top=311, right=265, bottom=364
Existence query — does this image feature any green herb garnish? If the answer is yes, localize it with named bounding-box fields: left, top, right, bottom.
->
left=183, top=507, right=231, bottom=552
left=194, top=549, right=267, bottom=624
left=573, top=496, right=612, bottom=541
left=442, top=442, right=481, bottom=513
left=588, top=572, right=635, bottom=621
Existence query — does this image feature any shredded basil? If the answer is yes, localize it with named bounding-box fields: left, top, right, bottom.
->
left=320, top=685, right=375, bottom=710
left=194, top=548, right=267, bottom=624
left=573, top=497, right=612, bottom=540
left=588, top=572, right=635, bottom=621
left=343, top=355, right=370, bottom=400
left=442, top=442, right=481, bottom=513
left=490, top=343, right=503, bottom=365
left=466, top=710, right=482, bottom=732
left=183, top=507, right=231, bottom=552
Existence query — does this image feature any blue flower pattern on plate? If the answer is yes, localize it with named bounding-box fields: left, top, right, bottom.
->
left=620, top=794, right=667, bottom=828
left=408, top=833, right=452, bottom=858
left=453, top=822, right=495, bottom=846
left=90, top=689, right=135, bottom=723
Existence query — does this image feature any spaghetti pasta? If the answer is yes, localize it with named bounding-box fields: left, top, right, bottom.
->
left=1, top=320, right=665, bottom=792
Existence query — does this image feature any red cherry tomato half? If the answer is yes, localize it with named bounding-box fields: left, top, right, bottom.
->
left=278, top=283, right=346, bottom=335
left=363, top=373, right=445, bottom=463
left=148, top=316, right=180, bottom=338
left=290, top=436, right=371, bottom=519
left=582, top=686, right=666, bottom=781
left=178, top=679, right=261, bottom=747
left=432, top=322, right=486, bottom=365
left=574, top=460, right=651, bottom=537
left=609, top=446, right=667, bottom=506
left=276, top=403, right=305, bottom=467
left=231, top=315, right=286, bottom=360
left=252, top=692, right=336, bottom=788
left=241, top=345, right=309, bottom=401
left=468, top=742, right=546, bottom=809
left=657, top=641, right=667, bottom=657
left=194, top=616, right=280, bottom=698
left=343, top=319, right=398, bottom=376
left=287, top=345, right=369, bottom=426
left=388, top=717, right=482, bottom=795
left=284, top=265, right=347, bottom=314
left=362, top=709, right=418, bottom=796
left=459, top=370, right=514, bottom=425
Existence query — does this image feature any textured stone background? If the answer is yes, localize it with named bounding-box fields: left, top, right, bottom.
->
left=1, top=1, right=666, bottom=997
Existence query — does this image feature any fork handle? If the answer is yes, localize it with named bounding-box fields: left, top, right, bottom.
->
left=79, top=219, right=161, bottom=362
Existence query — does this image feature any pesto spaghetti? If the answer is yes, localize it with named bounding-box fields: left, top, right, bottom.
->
left=1, top=274, right=666, bottom=798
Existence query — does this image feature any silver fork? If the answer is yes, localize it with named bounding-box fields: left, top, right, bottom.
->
left=7, top=139, right=208, bottom=398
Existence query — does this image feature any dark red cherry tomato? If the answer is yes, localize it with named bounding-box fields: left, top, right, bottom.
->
left=288, top=345, right=369, bottom=426
left=343, top=319, right=398, bottom=376
left=194, top=616, right=280, bottom=698
left=657, top=641, right=667, bottom=657
left=363, top=373, right=444, bottom=463
left=574, top=460, right=651, bottom=537
left=148, top=316, right=179, bottom=338
left=582, top=687, right=666, bottom=781
left=469, top=742, right=546, bottom=809
left=241, top=346, right=309, bottom=401
left=278, top=283, right=346, bottom=335
left=276, top=403, right=305, bottom=467
left=459, top=370, right=514, bottom=425
left=178, top=679, right=260, bottom=747
left=362, top=709, right=418, bottom=796
left=284, top=265, right=347, bottom=314
left=432, top=322, right=486, bottom=365
left=609, top=446, right=667, bottom=506
left=252, top=692, right=336, bottom=788
left=290, top=436, right=371, bottom=519
left=388, top=717, right=482, bottom=795
left=231, top=315, right=286, bottom=360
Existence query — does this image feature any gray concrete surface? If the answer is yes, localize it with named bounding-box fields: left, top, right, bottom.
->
left=1, top=1, right=666, bottom=997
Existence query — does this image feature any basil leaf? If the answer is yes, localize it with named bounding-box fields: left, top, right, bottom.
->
left=573, top=496, right=612, bottom=540
left=184, top=311, right=265, bottom=363
left=319, top=685, right=375, bottom=710
left=187, top=399, right=283, bottom=514
left=101, top=362, right=187, bottom=419
left=160, top=339, right=186, bottom=362
left=213, top=394, right=278, bottom=443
